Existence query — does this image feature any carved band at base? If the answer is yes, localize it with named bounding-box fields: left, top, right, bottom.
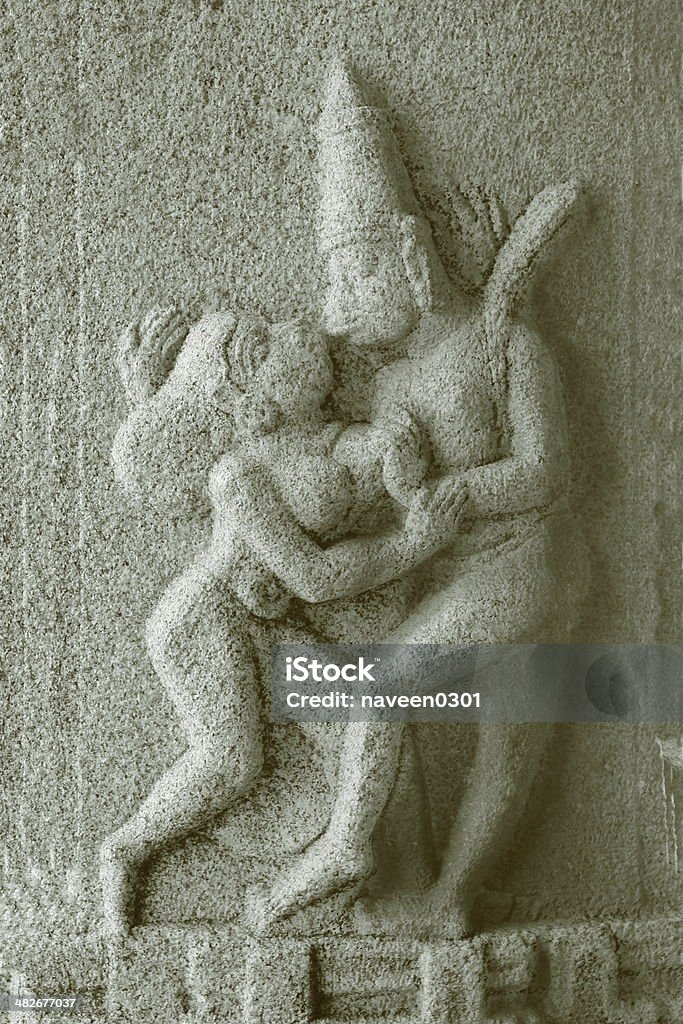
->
left=103, top=917, right=681, bottom=1023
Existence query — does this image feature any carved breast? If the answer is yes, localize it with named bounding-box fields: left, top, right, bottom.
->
left=376, top=318, right=502, bottom=475
left=274, top=454, right=354, bottom=541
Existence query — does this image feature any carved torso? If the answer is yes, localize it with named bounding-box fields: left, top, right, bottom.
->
left=261, top=427, right=355, bottom=542
left=373, top=312, right=503, bottom=477
left=204, top=419, right=414, bottom=633
left=205, top=421, right=389, bottom=620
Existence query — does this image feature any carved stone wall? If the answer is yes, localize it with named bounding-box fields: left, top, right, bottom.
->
left=0, top=1, right=680, bottom=1021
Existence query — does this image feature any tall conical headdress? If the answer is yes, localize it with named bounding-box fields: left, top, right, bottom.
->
left=317, top=59, right=423, bottom=253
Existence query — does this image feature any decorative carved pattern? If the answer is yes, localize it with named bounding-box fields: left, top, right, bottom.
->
left=426, top=185, right=513, bottom=298
left=99, top=918, right=679, bottom=1023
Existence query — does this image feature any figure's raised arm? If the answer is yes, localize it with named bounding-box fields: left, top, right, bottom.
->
left=210, top=458, right=467, bottom=605
left=112, top=311, right=237, bottom=519
left=458, top=181, right=581, bottom=517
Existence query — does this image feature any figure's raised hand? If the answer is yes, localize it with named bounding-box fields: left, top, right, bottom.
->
left=117, top=306, right=189, bottom=405
left=405, top=477, right=468, bottom=550
left=373, top=407, right=430, bottom=506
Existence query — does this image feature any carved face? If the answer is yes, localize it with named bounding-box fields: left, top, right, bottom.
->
left=257, top=324, right=334, bottom=415
left=322, top=240, right=421, bottom=347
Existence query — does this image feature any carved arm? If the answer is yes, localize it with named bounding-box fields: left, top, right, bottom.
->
left=209, top=460, right=467, bottom=605
left=462, top=322, right=570, bottom=517
left=112, top=309, right=235, bottom=519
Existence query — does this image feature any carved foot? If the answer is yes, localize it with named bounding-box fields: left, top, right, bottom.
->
left=354, top=889, right=475, bottom=940
left=99, top=837, right=140, bottom=940
left=262, top=835, right=375, bottom=927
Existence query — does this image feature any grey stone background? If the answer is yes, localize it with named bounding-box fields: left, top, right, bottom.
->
left=0, top=0, right=679, bottom=954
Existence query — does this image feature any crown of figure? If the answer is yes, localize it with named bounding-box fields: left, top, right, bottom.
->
left=317, top=58, right=426, bottom=255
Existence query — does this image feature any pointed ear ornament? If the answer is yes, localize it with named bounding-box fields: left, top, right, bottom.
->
left=229, top=319, right=270, bottom=391
left=235, top=390, right=283, bottom=436
left=397, top=214, right=433, bottom=313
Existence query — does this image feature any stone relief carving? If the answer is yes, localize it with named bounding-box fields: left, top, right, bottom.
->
left=101, top=59, right=590, bottom=952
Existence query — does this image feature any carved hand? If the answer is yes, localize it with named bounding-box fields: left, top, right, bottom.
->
left=117, top=306, right=189, bottom=405
left=373, top=407, right=430, bottom=506
left=405, top=478, right=468, bottom=551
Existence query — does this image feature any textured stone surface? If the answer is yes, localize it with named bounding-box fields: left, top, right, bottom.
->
left=0, top=1, right=680, bottom=1021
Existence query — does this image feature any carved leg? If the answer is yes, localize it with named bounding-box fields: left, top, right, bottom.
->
left=101, top=565, right=264, bottom=937
left=100, top=742, right=262, bottom=936
left=359, top=524, right=564, bottom=937
left=432, top=722, right=551, bottom=918
left=372, top=728, right=438, bottom=894
left=263, top=722, right=405, bottom=925
left=429, top=523, right=586, bottom=927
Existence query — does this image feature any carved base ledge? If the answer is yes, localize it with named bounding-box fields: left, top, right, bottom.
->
left=98, top=916, right=682, bottom=1024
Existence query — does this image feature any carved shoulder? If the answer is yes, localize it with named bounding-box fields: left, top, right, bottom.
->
left=207, top=453, right=263, bottom=513
left=504, top=321, right=564, bottom=406
left=504, top=320, right=552, bottom=367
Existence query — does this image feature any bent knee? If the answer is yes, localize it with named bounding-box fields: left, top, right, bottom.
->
left=145, top=584, right=207, bottom=673
left=145, top=602, right=184, bottom=672
left=199, top=742, right=264, bottom=794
